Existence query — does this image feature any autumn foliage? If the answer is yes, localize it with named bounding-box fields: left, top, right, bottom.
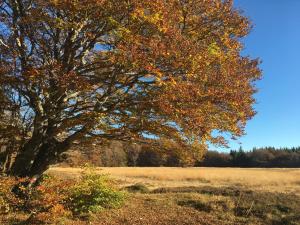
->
left=0, top=168, right=125, bottom=224
left=0, top=0, right=261, bottom=177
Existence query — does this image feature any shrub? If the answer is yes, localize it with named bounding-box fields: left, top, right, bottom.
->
left=67, top=168, right=126, bottom=215
left=27, top=175, right=73, bottom=223
left=0, top=169, right=126, bottom=223
left=0, top=177, right=26, bottom=214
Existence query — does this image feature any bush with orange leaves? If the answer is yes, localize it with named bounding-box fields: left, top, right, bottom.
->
left=0, top=177, right=25, bottom=214
left=26, top=175, right=73, bottom=223
left=0, top=169, right=125, bottom=224
left=0, top=175, right=73, bottom=224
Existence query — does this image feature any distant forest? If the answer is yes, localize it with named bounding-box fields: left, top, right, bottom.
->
left=58, top=142, right=300, bottom=168
left=197, top=147, right=300, bottom=168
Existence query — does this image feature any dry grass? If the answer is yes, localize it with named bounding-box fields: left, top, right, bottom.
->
left=2, top=167, right=300, bottom=225
left=48, top=167, right=300, bottom=194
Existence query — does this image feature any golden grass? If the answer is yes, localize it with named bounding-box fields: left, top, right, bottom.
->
left=48, top=167, right=300, bottom=194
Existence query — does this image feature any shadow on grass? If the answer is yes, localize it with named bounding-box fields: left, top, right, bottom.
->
left=124, top=183, right=150, bottom=193
left=152, top=185, right=300, bottom=225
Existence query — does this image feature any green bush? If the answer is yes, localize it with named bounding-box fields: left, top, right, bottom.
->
left=67, top=169, right=125, bottom=215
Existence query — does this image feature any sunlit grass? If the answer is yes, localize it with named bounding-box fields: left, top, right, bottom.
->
left=48, top=167, right=300, bottom=194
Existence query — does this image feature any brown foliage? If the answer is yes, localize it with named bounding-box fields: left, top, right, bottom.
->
left=0, top=176, right=72, bottom=224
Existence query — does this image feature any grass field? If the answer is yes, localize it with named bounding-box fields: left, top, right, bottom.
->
left=46, top=167, right=300, bottom=225
left=48, top=167, right=300, bottom=194
left=2, top=167, right=300, bottom=225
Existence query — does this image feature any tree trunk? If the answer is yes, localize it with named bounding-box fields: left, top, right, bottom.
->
left=9, top=136, right=43, bottom=177
left=10, top=134, right=70, bottom=176
left=27, top=138, right=69, bottom=177
left=10, top=138, right=71, bottom=198
left=1, top=149, right=13, bottom=175
left=0, top=140, right=18, bottom=175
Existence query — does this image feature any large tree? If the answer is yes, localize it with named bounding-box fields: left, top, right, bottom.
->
left=0, top=0, right=261, bottom=179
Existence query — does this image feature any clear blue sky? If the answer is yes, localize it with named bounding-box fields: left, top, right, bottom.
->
left=221, top=0, right=300, bottom=151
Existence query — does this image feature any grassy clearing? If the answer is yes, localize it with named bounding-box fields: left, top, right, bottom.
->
left=49, top=167, right=300, bottom=194
left=1, top=167, right=299, bottom=225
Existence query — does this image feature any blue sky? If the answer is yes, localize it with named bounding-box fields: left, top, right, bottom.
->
left=221, top=0, right=300, bottom=151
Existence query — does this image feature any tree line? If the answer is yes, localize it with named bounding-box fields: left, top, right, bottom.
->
left=197, top=147, right=300, bottom=168
left=54, top=142, right=300, bottom=168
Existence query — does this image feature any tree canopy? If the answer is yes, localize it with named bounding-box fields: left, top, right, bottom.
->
left=0, top=0, right=261, bottom=177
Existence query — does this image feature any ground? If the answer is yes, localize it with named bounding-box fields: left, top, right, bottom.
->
left=2, top=167, right=300, bottom=225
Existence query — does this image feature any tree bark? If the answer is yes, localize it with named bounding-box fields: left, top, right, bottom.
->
left=10, top=138, right=69, bottom=177
left=9, top=137, right=72, bottom=200
left=10, top=136, right=43, bottom=177
left=27, top=138, right=70, bottom=178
